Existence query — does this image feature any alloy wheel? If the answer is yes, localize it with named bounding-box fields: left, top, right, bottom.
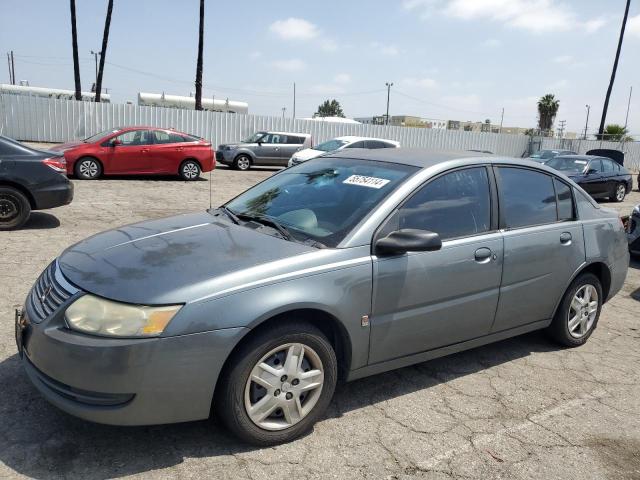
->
left=568, top=284, right=598, bottom=338
left=182, top=162, right=199, bottom=179
left=79, top=160, right=99, bottom=178
left=616, top=184, right=626, bottom=202
left=244, top=342, right=324, bottom=431
left=237, top=157, right=250, bottom=170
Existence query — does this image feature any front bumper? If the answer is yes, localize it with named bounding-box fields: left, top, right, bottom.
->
left=627, top=214, right=640, bottom=255
left=16, top=265, right=247, bottom=426
left=215, top=150, right=233, bottom=165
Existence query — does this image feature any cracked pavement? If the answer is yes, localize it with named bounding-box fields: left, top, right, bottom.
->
left=1, top=147, right=639, bottom=479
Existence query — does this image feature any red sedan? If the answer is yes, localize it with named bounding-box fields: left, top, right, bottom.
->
left=50, top=126, right=215, bottom=180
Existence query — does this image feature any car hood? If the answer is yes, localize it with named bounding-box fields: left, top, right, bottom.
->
left=293, top=148, right=323, bottom=161
left=49, top=141, right=85, bottom=152
left=58, top=212, right=317, bottom=304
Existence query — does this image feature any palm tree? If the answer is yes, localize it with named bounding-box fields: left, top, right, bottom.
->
left=595, top=124, right=633, bottom=142
left=95, top=0, right=114, bottom=102
left=598, top=0, right=631, bottom=135
left=194, top=0, right=204, bottom=110
left=69, top=0, right=81, bottom=100
left=537, top=94, right=559, bottom=134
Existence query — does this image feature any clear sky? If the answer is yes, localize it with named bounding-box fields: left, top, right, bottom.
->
left=1, top=0, right=639, bottom=135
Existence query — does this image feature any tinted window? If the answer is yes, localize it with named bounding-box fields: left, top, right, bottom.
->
left=602, top=159, right=614, bottom=173
left=225, top=158, right=417, bottom=247
left=545, top=156, right=588, bottom=173
left=498, top=167, right=557, bottom=228
left=346, top=141, right=366, bottom=148
left=554, top=178, right=574, bottom=221
left=315, top=139, right=348, bottom=152
left=366, top=141, right=387, bottom=149
left=288, top=136, right=305, bottom=144
left=395, top=167, right=491, bottom=240
left=589, top=159, right=602, bottom=173
left=116, top=130, right=153, bottom=146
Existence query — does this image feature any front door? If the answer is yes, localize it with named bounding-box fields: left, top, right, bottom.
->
left=369, top=166, right=504, bottom=364
left=581, top=158, right=606, bottom=197
left=108, top=129, right=153, bottom=174
left=491, top=167, right=585, bottom=332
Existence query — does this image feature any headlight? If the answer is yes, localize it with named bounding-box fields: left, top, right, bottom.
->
left=224, top=145, right=237, bottom=151
left=65, top=294, right=182, bottom=337
left=633, top=205, right=640, bottom=216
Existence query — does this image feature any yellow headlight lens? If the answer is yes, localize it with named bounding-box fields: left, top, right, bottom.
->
left=65, top=294, right=181, bottom=337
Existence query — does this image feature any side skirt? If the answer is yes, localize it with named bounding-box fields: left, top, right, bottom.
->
left=346, top=319, right=550, bottom=382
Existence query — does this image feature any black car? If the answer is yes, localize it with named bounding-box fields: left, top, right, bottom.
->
left=0, top=135, right=74, bottom=230
left=545, top=155, right=632, bottom=202
left=623, top=204, right=640, bottom=257
left=528, top=149, right=577, bottom=163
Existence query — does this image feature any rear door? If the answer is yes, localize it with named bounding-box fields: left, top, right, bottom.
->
left=279, top=135, right=305, bottom=163
left=581, top=158, right=605, bottom=196
left=150, top=130, right=186, bottom=173
left=369, top=166, right=504, bottom=363
left=491, top=167, right=585, bottom=332
left=600, top=158, right=617, bottom=195
left=108, top=129, right=153, bottom=173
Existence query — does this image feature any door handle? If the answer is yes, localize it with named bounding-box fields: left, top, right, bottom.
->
left=177, top=147, right=184, bottom=151
left=141, top=149, right=149, bottom=153
left=474, top=247, right=493, bottom=263
left=560, top=232, right=572, bottom=245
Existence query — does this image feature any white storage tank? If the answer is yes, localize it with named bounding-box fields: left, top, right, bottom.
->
left=0, top=83, right=111, bottom=102
left=138, top=92, right=248, bottom=114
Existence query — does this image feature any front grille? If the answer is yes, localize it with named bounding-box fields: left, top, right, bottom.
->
left=28, top=261, right=75, bottom=323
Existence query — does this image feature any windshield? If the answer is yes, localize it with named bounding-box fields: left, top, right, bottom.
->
left=224, top=158, right=418, bottom=247
left=314, top=139, right=349, bottom=152
left=530, top=150, right=557, bottom=160
left=241, top=132, right=266, bottom=143
left=546, top=157, right=588, bottom=173
left=83, top=129, right=121, bottom=143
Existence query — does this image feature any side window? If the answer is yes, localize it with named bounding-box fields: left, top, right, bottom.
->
left=602, top=159, right=614, bottom=173
left=366, top=141, right=387, bottom=149
left=153, top=130, right=175, bottom=144
left=270, top=134, right=283, bottom=144
left=346, top=141, right=366, bottom=149
left=116, top=130, right=153, bottom=146
left=554, top=178, right=574, bottom=221
left=259, top=134, right=272, bottom=143
left=382, top=142, right=397, bottom=148
left=498, top=167, right=557, bottom=228
left=394, top=167, right=492, bottom=241
left=589, top=159, right=602, bottom=173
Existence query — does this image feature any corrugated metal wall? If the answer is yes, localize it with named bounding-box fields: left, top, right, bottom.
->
left=1, top=93, right=530, bottom=156
left=541, top=137, right=640, bottom=170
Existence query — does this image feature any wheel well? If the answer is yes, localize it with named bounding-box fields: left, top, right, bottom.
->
left=579, top=262, right=612, bottom=302
left=213, top=309, right=352, bottom=402
left=0, top=181, right=37, bottom=209
left=75, top=156, right=103, bottom=174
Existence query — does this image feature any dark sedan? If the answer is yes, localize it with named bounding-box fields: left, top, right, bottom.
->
left=0, top=136, right=73, bottom=229
left=528, top=149, right=577, bottom=163
left=545, top=155, right=632, bottom=202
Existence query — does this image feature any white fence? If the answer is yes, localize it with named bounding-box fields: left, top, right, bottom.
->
left=542, top=137, right=640, bottom=171
left=0, top=94, right=531, bottom=156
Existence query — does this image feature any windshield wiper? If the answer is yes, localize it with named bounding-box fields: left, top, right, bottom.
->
left=236, top=212, right=292, bottom=241
left=219, top=206, right=240, bottom=224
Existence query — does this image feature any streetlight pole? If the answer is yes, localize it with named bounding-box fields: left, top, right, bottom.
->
left=624, top=86, right=632, bottom=131
left=385, top=82, right=393, bottom=125
left=90, top=50, right=99, bottom=90
left=282, top=107, right=286, bottom=119
left=583, top=105, right=591, bottom=140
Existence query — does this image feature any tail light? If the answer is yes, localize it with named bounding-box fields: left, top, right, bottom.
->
left=43, top=156, right=67, bottom=173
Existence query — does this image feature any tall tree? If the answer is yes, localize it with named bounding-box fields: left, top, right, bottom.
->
left=537, top=94, right=559, bottom=133
left=95, top=0, right=114, bottom=102
left=69, top=0, right=81, bottom=100
left=194, top=0, right=205, bottom=110
left=598, top=0, right=631, bottom=135
left=595, top=124, right=633, bottom=142
left=315, top=99, right=345, bottom=118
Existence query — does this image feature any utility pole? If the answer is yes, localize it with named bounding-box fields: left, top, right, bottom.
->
left=499, top=107, right=504, bottom=134
left=293, top=82, right=296, bottom=119
left=282, top=107, right=286, bottom=119
left=385, top=82, right=393, bottom=125
left=598, top=0, right=631, bottom=135
left=90, top=50, right=99, bottom=89
left=583, top=105, right=591, bottom=140
left=6, top=53, right=11, bottom=84
left=624, top=86, right=633, bottom=130
left=558, top=120, right=566, bottom=139
left=10, top=51, right=15, bottom=85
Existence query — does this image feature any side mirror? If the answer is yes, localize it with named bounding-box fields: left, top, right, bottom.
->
left=111, top=139, right=122, bottom=147
left=375, top=229, right=442, bottom=256
left=586, top=168, right=598, bottom=175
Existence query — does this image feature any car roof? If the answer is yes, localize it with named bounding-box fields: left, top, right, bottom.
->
left=264, top=131, right=311, bottom=137
left=333, top=136, right=399, bottom=143
left=553, top=154, right=608, bottom=161
left=324, top=148, right=499, bottom=168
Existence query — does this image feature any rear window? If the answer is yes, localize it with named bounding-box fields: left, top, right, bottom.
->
left=498, top=167, right=557, bottom=228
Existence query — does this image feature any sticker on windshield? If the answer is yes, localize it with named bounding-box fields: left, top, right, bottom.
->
left=575, top=160, right=587, bottom=164
left=343, top=175, right=390, bottom=189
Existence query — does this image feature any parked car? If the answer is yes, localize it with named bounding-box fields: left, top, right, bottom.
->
left=50, top=127, right=214, bottom=180
left=623, top=204, right=640, bottom=257
left=0, top=135, right=73, bottom=230
left=545, top=155, right=633, bottom=202
left=217, top=131, right=312, bottom=170
left=287, top=136, right=400, bottom=167
left=528, top=149, right=577, bottom=163
left=16, top=150, right=628, bottom=445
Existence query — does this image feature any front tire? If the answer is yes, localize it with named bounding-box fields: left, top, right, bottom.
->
left=233, top=155, right=251, bottom=171
left=217, top=321, right=337, bottom=446
left=547, top=273, right=602, bottom=347
left=75, top=157, right=102, bottom=180
left=179, top=160, right=201, bottom=181
left=612, top=182, right=626, bottom=202
left=0, top=187, right=31, bottom=230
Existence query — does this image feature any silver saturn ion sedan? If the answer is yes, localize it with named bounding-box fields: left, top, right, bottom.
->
left=16, top=150, right=629, bottom=445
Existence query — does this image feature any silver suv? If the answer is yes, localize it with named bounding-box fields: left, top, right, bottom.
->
left=217, top=131, right=312, bottom=170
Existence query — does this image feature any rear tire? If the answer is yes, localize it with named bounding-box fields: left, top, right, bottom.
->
left=546, top=273, right=602, bottom=347
left=75, top=157, right=102, bottom=180
left=217, top=321, right=337, bottom=446
left=612, top=182, right=626, bottom=202
left=0, top=187, right=31, bottom=230
left=179, top=160, right=201, bottom=181
left=233, top=155, right=251, bottom=171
